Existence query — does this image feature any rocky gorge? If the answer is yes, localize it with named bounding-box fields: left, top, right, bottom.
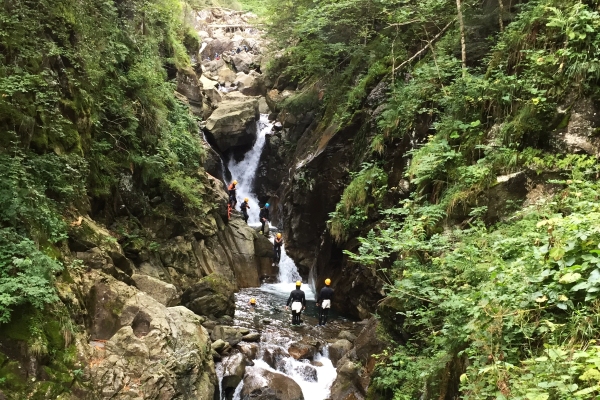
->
left=4, top=0, right=600, bottom=399
left=0, top=5, right=383, bottom=400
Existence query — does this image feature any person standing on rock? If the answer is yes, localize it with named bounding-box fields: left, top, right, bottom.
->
left=228, top=180, right=238, bottom=209
left=240, top=197, right=250, bottom=223
left=316, top=278, right=334, bottom=326
left=285, top=281, right=306, bottom=325
left=273, top=233, right=283, bottom=266
left=259, top=203, right=270, bottom=236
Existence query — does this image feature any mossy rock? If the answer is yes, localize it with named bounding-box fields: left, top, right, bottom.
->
left=181, top=273, right=236, bottom=318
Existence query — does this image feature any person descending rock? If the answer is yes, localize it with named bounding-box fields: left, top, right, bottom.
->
left=228, top=180, right=238, bottom=208
left=240, top=197, right=250, bottom=223
left=316, top=278, right=334, bottom=326
left=273, top=233, right=283, bottom=266
left=249, top=297, right=257, bottom=308
left=259, top=203, right=270, bottom=236
left=285, top=281, right=306, bottom=325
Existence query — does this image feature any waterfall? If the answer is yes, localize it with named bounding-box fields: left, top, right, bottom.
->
left=226, top=114, right=271, bottom=224
left=277, top=244, right=301, bottom=284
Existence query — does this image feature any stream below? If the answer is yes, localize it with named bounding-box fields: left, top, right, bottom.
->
left=212, top=116, right=359, bottom=399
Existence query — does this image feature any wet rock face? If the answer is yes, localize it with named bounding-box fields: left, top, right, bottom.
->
left=288, top=341, right=318, bottom=360
left=81, top=271, right=217, bottom=399
left=241, top=367, right=305, bottom=400
left=221, top=352, right=252, bottom=399
left=182, top=273, right=236, bottom=318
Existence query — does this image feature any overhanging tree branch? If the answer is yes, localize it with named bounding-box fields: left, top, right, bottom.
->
left=392, top=19, right=455, bottom=73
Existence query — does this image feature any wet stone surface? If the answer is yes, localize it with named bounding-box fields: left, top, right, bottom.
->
left=216, top=284, right=362, bottom=400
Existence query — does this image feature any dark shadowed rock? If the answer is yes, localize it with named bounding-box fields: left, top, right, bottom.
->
left=182, top=273, right=236, bottom=318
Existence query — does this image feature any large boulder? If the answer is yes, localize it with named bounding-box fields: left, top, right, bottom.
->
left=550, top=97, right=600, bottom=156
left=329, top=339, right=353, bottom=366
left=241, top=367, right=304, bottom=400
left=221, top=352, right=251, bottom=399
left=288, top=341, right=317, bottom=360
left=329, top=360, right=364, bottom=400
left=204, top=95, right=259, bottom=153
left=81, top=272, right=217, bottom=399
left=217, top=65, right=237, bottom=85
left=200, top=74, right=223, bottom=106
left=211, top=325, right=250, bottom=346
left=262, top=346, right=290, bottom=371
left=231, top=52, right=255, bottom=74
left=131, top=274, right=179, bottom=307
left=235, top=71, right=265, bottom=96
left=182, top=273, right=236, bottom=318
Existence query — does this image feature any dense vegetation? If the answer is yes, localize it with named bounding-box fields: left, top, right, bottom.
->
left=256, top=0, right=600, bottom=398
left=0, top=0, right=213, bottom=396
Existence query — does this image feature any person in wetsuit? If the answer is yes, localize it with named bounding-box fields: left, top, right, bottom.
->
left=273, top=233, right=283, bottom=266
left=285, top=281, right=306, bottom=325
left=259, top=203, right=270, bottom=235
left=228, top=180, right=238, bottom=208
left=316, top=278, right=334, bottom=326
left=240, top=197, right=250, bottom=223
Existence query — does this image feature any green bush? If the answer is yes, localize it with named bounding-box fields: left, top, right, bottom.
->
left=0, top=230, right=61, bottom=323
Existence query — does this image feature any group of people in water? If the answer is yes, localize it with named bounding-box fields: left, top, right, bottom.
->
left=229, top=180, right=334, bottom=326
left=249, top=278, right=334, bottom=326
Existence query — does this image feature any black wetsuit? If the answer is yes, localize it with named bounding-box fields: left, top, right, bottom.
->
left=273, top=237, right=283, bottom=264
left=240, top=201, right=250, bottom=223
left=228, top=184, right=237, bottom=208
left=316, top=286, right=334, bottom=325
left=286, top=288, right=306, bottom=325
left=259, top=207, right=270, bottom=234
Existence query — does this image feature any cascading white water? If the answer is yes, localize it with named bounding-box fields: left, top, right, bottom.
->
left=216, top=112, right=337, bottom=400
left=226, top=114, right=271, bottom=224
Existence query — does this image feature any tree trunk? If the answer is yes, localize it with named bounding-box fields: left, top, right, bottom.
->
left=498, top=0, right=505, bottom=31
left=456, top=0, right=467, bottom=77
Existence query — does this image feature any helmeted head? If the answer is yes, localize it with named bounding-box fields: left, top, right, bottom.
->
left=244, top=197, right=249, bottom=202
left=250, top=298, right=256, bottom=304
left=265, top=203, right=270, bottom=208
left=276, top=233, right=282, bottom=239
left=296, top=280, right=302, bottom=288
left=232, top=180, right=238, bottom=185
left=325, top=278, right=331, bottom=286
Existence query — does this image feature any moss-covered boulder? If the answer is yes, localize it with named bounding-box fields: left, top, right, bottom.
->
left=181, top=273, right=236, bottom=318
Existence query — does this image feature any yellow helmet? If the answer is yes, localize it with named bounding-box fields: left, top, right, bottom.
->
left=325, top=278, right=331, bottom=285
left=296, top=281, right=302, bottom=287
left=244, top=197, right=249, bottom=202
left=250, top=298, right=256, bottom=304
left=276, top=233, right=282, bottom=238
left=233, top=180, right=238, bottom=185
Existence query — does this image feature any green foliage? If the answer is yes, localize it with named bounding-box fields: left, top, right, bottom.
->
left=0, top=0, right=213, bottom=322
left=0, top=230, right=62, bottom=323
left=328, top=163, right=387, bottom=241
left=351, top=175, right=600, bottom=398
